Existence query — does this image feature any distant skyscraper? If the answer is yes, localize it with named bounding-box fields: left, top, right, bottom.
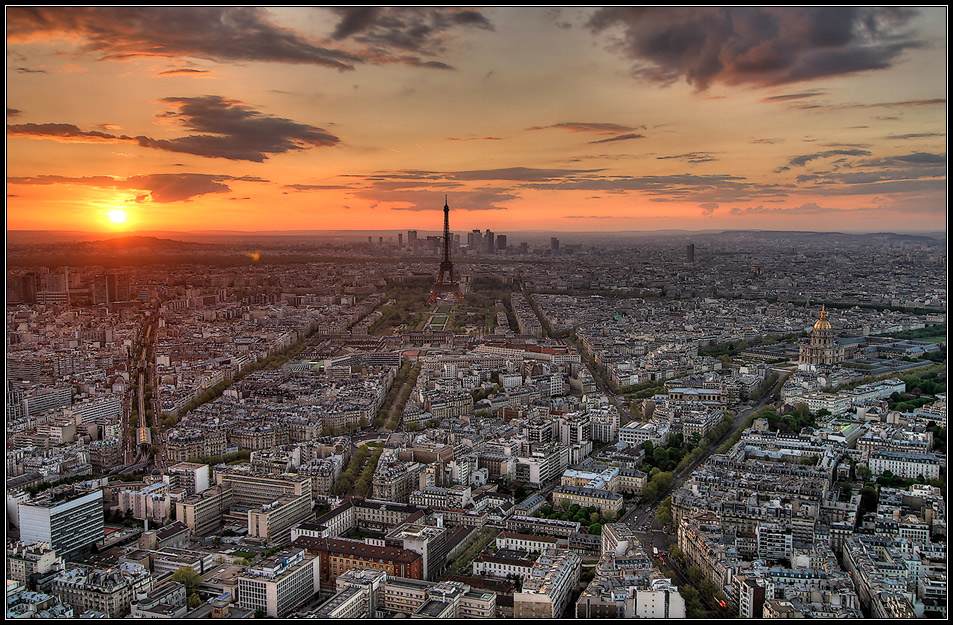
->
left=687, top=243, right=695, bottom=263
left=468, top=229, right=483, bottom=252
left=496, top=234, right=507, bottom=251
left=398, top=233, right=403, bottom=248
left=551, top=237, right=560, bottom=252
left=485, top=229, right=495, bottom=254
left=408, top=230, right=417, bottom=245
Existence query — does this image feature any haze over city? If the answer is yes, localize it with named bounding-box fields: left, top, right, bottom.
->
left=6, top=6, right=947, bottom=235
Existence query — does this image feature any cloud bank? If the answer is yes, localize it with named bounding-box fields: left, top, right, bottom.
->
left=588, top=7, right=923, bottom=89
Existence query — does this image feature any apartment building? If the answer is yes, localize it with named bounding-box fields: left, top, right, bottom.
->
left=18, top=485, right=104, bottom=560
left=237, top=548, right=320, bottom=617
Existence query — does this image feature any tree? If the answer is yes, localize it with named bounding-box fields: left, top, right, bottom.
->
left=656, top=496, right=673, bottom=526
left=643, top=471, right=674, bottom=503
left=653, top=446, right=671, bottom=470
left=172, top=566, right=202, bottom=596
left=588, top=522, right=603, bottom=535
left=188, top=593, right=203, bottom=609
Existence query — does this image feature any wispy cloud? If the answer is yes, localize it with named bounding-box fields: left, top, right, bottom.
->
left=528, top=122, right=638, bottom=134
left=657, top=152, right=718, bottom=164
left=528, top=121, right=645, bottom=144
left=883, top=132, right=945, bottom=141
left=354, top=188, right=516, bottom=211
left=776, top=148, right=872, bottom=172
left=589, top=132, right=645, bottom=144
left=7, top=172, right=264, bottom=203
left=283, top=184, right=353, bottom=192
left=445, top=136, right=504, bottom=142
left=760, top=91, right=826, bottom=103
left=155, top=67, right=213, bottom=77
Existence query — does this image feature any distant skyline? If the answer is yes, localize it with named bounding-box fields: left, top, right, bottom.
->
left=6, top=7, right=948, bottom=234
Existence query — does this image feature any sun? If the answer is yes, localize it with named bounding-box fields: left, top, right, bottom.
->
left=106, top=208, right=128, bottom=224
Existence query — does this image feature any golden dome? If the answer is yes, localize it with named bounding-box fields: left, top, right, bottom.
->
left=813, top=306, right=832, bottom=331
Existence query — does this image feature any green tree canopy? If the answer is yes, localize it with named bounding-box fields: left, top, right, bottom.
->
left=171, top=566, right=202, bottom=596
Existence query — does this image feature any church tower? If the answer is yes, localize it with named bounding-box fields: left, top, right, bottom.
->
left=799, top=306, right=845, bottom=366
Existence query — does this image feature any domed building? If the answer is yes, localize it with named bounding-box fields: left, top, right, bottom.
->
left=799, top=306, right=846, bottom=366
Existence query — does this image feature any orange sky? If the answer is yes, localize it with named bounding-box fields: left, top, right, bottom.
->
left=6, top=7, right=948, bottom=234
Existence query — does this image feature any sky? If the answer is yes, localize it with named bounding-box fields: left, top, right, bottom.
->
left=5, top=6, right=948, bottom=234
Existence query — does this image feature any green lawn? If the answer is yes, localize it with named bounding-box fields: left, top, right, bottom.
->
left=230, top=550, right=255, bottom=559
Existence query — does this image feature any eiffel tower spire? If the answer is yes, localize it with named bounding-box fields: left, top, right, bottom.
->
left=429, top=197, right=464, bottom=303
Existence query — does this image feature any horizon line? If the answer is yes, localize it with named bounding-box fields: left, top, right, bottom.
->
left=7, top=227, right=947, bottom=236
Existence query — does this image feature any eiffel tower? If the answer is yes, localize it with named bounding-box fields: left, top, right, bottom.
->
left=429, top=197, right=465, bottom=303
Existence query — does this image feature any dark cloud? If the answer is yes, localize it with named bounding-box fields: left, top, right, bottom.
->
left=8, top=108, right=23, bottom=117
left=8, top=96, right=341, bottom=162
left=7, top=122, right=121, bottom=142
left=700, top=202, right=719, bottom=215
left=789, top=150, right=945, bottom=196
left=776, top=148, right=872, bottom=172
left=7, top=7, right=362, bottom=70
left=588, top=7, right=923, bottom=89
left=881, top=152, right=946, bottom=165
left=6, top=172, right=260, bottom=203
left=138, top=96, right=340, bottom=162
left=327, top=7, right=493, bottom=64
left=16, top=67, right=46, bottom=73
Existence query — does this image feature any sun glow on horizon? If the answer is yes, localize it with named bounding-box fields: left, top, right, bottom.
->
left=105, top=208, right=128, bottom=225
